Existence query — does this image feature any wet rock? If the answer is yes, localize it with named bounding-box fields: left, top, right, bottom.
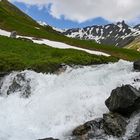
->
left=72, top=118, right=103, bottom=136
left=105, top=85, right=140, bottom=116
left=7, top=73, right=31, bottom=98
left=10, top=31, right=17, bottom=38
left=72, top=118, right=108, bottom=140
left=103, top=113, right=127, bottom=137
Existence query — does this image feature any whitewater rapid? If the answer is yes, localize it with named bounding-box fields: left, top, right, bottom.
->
left=0, top=60, right=140, bottom=140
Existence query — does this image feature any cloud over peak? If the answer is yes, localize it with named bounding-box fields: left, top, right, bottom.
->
left=10, top=0, right=140, bottom=23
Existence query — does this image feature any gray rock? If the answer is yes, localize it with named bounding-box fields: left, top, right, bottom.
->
left=105, top=85, right=140, bottom=116
left=134, top=60, right=140, bottom=71
left=10, top=31, right=17, bottom=38
left=72, top=118, right=103, bottom=136
left=72, top=118, right=108, bottom=140
left=7, top=73, right=31, bottom=98
left=103, top=113, right=127, bottom=137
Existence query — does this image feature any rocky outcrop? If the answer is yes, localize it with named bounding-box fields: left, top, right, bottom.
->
left=0, top=72, right=31, bottom=98
left=105, top=85, right=140, bottom=116
left=72, top=118, right=107, bottom=140
left=7, top=73, right=31, bottom=98
left=72, top=84, right=140, bottom=140
left=103, top=113, right=127, bottom=137
left=72, top=118, right=103, bottom=136
left=134, top=60, right=140, bottom=71
left=72, top=113, right=127, bottom=139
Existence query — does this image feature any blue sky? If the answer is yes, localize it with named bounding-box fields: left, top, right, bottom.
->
left=13, top=2, right=110, bottom=29
left=10, top=0, right=140, bottom=29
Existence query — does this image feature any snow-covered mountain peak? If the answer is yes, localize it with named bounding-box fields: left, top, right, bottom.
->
left=63, top=21, right=140, bottom=47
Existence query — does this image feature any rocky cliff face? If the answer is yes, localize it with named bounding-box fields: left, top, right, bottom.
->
left=63, top=21, right=140, bottom=47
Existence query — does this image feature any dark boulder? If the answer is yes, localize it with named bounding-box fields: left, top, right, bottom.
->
left=105, top=85, right=140, bottom=116
left=72, top=118, right=103, bottom=136
left=103, top=113, right=127, bottom=137
left=134, top=60, right=140, bottom=71
left=72, top=118, right=108, bottom=140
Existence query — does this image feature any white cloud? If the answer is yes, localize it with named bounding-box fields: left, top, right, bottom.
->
left=9, top=0, right=140, bottom=23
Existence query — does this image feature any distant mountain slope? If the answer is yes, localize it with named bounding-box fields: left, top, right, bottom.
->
left=134, top=24, right=140, bottom=30
left=125, top=36, right=140, bottom=51
left=63, top=21, right=140, bottom=47
left=0, top=0, right=63, bottom=40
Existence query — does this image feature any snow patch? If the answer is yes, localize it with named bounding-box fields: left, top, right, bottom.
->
left=0, top=28, right=110, bottom=56
left=33, top=39, right=110, bottom=56
left=35, top=27, right=40, bottom=30
left=0, top=29, right=10, bottom=37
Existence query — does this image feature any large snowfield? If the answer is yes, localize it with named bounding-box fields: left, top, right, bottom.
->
left=0, top=60, right=140, bottom=140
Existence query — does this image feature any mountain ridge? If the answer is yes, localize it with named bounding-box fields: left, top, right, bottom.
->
left=63, top=21, right=140, bottom=47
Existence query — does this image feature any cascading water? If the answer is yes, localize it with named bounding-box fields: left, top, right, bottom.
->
left=0, top=60, right=140, bottom=140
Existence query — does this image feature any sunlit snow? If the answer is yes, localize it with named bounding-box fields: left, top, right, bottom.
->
left=0, top=28, right=110, bottom=56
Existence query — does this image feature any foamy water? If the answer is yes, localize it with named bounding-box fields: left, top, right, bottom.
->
left=0, top=60, right=140, bottom=140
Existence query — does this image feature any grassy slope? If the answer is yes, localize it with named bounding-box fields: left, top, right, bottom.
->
left=0, top=0, right=140, bottom=61
left=0, top=36, right=117, bottom=73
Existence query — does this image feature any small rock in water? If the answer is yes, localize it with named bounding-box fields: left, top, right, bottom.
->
left=72, top=118, right=107, bottom=140
left=0, top=72, right=31, bottom=98
left=72, top=118, right=103, bottom=136
left=8, top=73, right=31, bottom=98
left=105, top=85, right=140, bottom=117
left=134, top=60, right=140, bottom=71
left=103, top=113, right=127, bottom=137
